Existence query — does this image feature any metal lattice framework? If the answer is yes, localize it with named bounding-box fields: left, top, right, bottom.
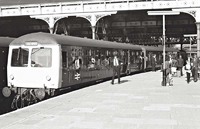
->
left=0, top=0, right=200, bottom=54
left=0, top=0, right=199, bottom=17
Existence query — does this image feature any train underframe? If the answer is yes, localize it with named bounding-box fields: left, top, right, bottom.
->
left=2, top=86, right=56, bottom=109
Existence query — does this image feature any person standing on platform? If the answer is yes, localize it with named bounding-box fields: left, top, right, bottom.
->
left=152, top=54, right=157, bottom=71
left=111, top=52, right=121, bottom=84
left=192, top=54, right=199, bottom=82
left=177, top=55, right=184, bottom=77
left=166, top=56, right=173, bottom=86
left=185, top=58, right=192, bottom=84
left=198, top=57, right=200, bottom=78
left=162, top=55, right=172, bottom=86
left=138, top=55, right=143, bottom=70
left=171, top=57, right=178, bottom=77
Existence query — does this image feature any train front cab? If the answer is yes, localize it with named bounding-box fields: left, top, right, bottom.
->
left=7, top=42, right=61, bottom=100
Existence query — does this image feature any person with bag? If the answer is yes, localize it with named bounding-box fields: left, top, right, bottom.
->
left=171, top=57, right=178, bottom=76
left=152, top=54, right=157, bottom=71
left=185, top=58, right=192, bottom=84
left=177, top=55, right=184, bottom=77
left=166, top=59, right=173, bottom=86
left=163, top=55, right=173, bottom=86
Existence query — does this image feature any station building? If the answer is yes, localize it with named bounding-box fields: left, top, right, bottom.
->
left=0, top=0, right=199, bottom=54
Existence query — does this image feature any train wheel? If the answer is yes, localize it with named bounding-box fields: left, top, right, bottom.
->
left=11, top=94, right=24, bottom=109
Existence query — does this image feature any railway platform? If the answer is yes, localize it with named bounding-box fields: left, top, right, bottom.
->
left=1, top=70, right=200, bottom=129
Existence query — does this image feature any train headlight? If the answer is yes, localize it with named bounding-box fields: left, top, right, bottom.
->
left=46, top=76, right=51, bottom=81
left=10, top=75, right=14, bottom=80
left=2, top=87, right=12, bottom=97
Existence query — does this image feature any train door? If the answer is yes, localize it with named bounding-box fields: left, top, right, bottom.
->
left=146, top=51, right=152, bottom=69
left=141, top=48, right=147, bottom=70
left=61, top=49, right=69, bottom=86
left=61, top=45, right=84, bottom=86
left=119, top=49, right=129, bottom=74
left=129, top=50, right=141, bottom=72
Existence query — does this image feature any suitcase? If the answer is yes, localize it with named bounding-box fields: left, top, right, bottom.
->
left=167, top=74, right=173, bottom=86
left=177, top=70, right=181, bottom=77
left=171, top=67, right=177, bottom=76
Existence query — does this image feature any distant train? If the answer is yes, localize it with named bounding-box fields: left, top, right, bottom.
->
left=0, top=37, right=15, bottom=97
left=2, top=32, right=177, bottom=108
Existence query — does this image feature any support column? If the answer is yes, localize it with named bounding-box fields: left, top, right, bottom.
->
left=49, top=27, right=54, bottom=34
left=91, top=26, right=96, bottom=40
left=48, top=17, right=55, bottom=34
left=196, top=22, right=200, bottom=57
left=76, top=11, right=117, bottom=40
left=30, top=15, right=65, bottom=34
left=173, top=8, right=200, bottom=56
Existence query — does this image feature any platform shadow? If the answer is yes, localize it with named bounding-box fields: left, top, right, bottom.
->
left=119, top=80, right=129, bottom=84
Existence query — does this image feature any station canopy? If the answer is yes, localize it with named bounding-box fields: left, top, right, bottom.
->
left=0, top=0, right=104, bottom=6
left=0, top=0, right=196, bottom=48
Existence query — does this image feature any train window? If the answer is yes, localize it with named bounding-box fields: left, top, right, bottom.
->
left=11, top=48, right=29, bottom=67
left=31, top=48, right=52, bottom=67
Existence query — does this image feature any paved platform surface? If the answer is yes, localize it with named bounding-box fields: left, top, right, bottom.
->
left=1, top=71, right=200, bottom=129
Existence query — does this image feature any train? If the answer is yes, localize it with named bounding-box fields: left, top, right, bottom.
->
left=1, top=32, right=178, bottom=109
left=0, top=37, right=15, bottom=96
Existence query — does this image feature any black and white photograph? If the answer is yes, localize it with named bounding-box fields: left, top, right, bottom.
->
left=0, top=0, right=200, bottom=129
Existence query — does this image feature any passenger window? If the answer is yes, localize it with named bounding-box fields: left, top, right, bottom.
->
left=31, top=48, right=52, bottom=67
left=11, top=48, right=29, bottom=67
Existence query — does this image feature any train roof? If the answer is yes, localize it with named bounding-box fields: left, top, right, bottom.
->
left=165, top=47, right=179, bottom=52
left=0, top=37, right=15, bottom=47
left=141, top=45, right=178, bottom=52
left=10, top=32, right=142, bottom=50
left=140, top=45, right=163, bottom=52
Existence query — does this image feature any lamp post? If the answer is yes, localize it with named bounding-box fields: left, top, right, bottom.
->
left=184, top=34, right=197, bottom=58
left=148, top=11, right=180, bottom=86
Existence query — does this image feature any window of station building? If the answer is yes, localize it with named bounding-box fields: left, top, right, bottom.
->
left=11, top=48, right=29, bottom=67
left=31, top=48, right=52, bottom=67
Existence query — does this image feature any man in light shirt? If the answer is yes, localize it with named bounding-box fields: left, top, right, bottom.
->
left=111, top=52, right=121, bottom=84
